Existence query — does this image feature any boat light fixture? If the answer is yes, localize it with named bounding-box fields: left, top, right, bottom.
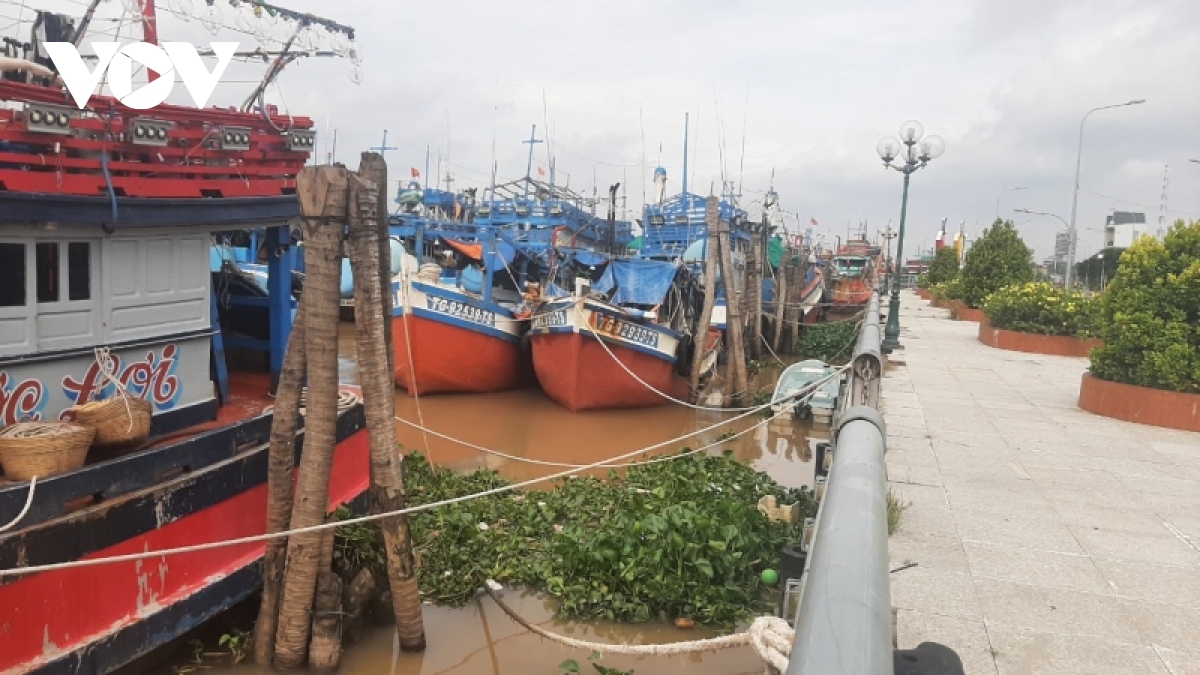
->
left=24, top=103, right=74, bottom=135
left=288, top=129, right=316, bottom=152
left=220, top=126, right=253, bottom=151
left=130, top=118, right=174, bottom=146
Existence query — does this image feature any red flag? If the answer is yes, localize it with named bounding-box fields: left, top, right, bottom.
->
left=411, top=167, right=420, bottom=178
left=811, top=218, right=818, bottom=227
left=537, top=166, right=546, bottom=176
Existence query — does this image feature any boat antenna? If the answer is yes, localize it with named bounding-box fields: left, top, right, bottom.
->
left=681, top=113, right=689, bottom=207
left=522, top=124, right=542, bottom=199
left=738, top=81, right=748, bottom=203
left=639, top=102, right=647, bottom=213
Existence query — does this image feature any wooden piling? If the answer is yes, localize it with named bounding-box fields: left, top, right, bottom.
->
left=357, top=153, right=395, bottom=378
left=346, top=170, right=427, bottom=651
left=252, top=293, right=307, bottom=665
left=273, top=166, right=349, bottom=669
left=715, top=217, right=749, bottom=406
left=744, top=221, right=764, bottom=360
left=308, top=532, right=343, bottom=675
left=772, top=249, right=789, bottom=354
left=688, top=197, right=721, bottom=401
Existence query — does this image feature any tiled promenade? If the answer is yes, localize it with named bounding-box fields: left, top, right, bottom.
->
left=883, top=291, right=1200, bottom=674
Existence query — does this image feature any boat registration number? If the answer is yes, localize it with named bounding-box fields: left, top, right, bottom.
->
left=591, top=313, right=659, bottom=348
left=531, top=310, right=568, bottom=330
left=426, top=296, right=496, bottom=327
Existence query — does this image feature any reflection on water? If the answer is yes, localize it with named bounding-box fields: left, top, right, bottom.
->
left=203, top=591, right=766, bottom=675
left=338, top=324, right=825, bottom=490
left=264, top=324, right=827, bottom=674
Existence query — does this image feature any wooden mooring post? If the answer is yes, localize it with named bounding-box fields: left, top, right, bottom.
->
left=716, top=214, right=749, bottom=406
left=273, top=166, right=349, bottom=668
left=688, top=197, right=721, bottom=402
left=346, top=156, right=426, bottom=652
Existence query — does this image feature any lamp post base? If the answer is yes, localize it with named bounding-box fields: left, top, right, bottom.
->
left=882, top=291, right=903, bottom=350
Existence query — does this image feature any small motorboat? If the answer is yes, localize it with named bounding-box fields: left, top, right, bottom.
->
left=771, top=359, right=842, bottom=424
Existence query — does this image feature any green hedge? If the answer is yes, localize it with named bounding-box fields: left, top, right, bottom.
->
left=982, top=282, right=1098, bottom=337
left=1090, top=221, right=1200, bottom=393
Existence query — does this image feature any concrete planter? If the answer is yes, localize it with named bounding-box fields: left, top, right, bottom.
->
left=1079, top=373, right=1200, bottom=433
left=945, top=301, right=986, bottom=322
left=978, top=322, right=1102, bottom=357
left=916, top=288, right=932, bottom=301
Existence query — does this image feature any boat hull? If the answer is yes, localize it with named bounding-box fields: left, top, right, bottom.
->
left=0, top=395, right=369, bottom=675
left=391, top=280, right=531, bottom=395
left=529, top=303, right=686, bottom=412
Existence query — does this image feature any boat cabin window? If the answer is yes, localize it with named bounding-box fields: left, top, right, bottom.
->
left=0, top=244, right=24, bottom=307
left=36, top=242, right=92, bottom=303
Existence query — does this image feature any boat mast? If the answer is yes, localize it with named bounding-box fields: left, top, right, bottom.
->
left=522, top=124, right=542, bottom=200
left=140, top=0, right=160, bottom=80
left=681, top=112, right=689, bottom=208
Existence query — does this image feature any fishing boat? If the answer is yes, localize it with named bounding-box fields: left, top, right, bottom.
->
left=528, top=259, right=695, bottom=411
left=388, top=130, right=634, bottom=396
left=770, top=359, right=842, bottom=423
left=830, top=229, right=882, bottom=311
left=391, top=229, right=533, bottom=395
left=0, top=5, right=364, bottom=674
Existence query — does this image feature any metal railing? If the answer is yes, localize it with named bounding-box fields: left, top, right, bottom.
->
left=785, top=291, right=893, bottom=675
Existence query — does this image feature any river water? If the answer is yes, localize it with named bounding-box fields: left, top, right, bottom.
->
left=202, top=325, right=824, bottom=675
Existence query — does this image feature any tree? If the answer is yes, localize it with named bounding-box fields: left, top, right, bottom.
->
left=959, top=219, right=1033, bottom=308
left=1090, top=220, right=1200, bottom=393
left=1073, top=248, right=1124, bottom=291
left=925, top=246, right=961, bottom=286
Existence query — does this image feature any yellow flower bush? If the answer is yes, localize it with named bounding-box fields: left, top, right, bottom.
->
left=982, top=282, right=1098, bottom=337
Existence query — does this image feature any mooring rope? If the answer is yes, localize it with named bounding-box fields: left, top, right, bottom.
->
left=0, top=476, right=37, bottom=533
left=0, top=392, right=785, bottom=578
left=396, top=273, right=435, bottom=464
left=392, top=374, right=831, bottom=470
left=576, top=303, right=853, bottom=414
left=484, top=585, right=793, bottom=672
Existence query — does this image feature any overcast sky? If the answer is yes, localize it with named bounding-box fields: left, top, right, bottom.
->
left=27, top=0, right=1200, bottom=259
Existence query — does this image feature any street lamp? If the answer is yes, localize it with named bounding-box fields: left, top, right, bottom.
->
left=876, top=120, right=945, bottom=350
left=1065, top=99, right=1145, bottom=289
left=995, top=187, right=1026, bottom=220
left=1016, top=208, right=1071, bottom=281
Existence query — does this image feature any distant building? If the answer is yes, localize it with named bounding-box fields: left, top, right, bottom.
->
left=1053, top=230, right=1072, bottom=260
left=1104, top=211, right=1150, bottom=249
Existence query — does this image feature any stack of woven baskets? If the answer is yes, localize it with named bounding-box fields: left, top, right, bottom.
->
left=0, top=395, right=152, bottom=481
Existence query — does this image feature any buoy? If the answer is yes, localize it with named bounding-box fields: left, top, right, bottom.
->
left=761, top=569, right=779, bottom=586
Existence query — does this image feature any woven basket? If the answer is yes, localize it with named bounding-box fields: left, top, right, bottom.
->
left=0, top=422, right=94, bottom=481
left=71, top=395, right=153, bottom=448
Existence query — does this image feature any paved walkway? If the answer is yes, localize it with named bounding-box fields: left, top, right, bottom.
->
left=883, top=291, right=1200, bottom=675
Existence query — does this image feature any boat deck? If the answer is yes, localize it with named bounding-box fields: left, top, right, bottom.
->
left=884, top=291, right=1200, bottom=674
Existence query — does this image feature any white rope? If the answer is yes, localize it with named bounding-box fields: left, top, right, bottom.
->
left=396, top=274, right=435, bottom=463
left=485, top=584, right=792, bottom=671
left=93, top=347, right=134, bottom=433
left=0, top=391, right=781, bottom=578
left=0, top=476, right=36, bottom=533
left=575, top=302, right=774, bottom=413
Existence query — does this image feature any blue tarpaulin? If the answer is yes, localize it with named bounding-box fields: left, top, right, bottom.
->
left=593, top=259, right=679, bottom=306
left=572, top=250, right=609, bottom=267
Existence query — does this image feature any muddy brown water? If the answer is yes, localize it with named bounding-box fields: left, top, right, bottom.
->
left=198, top=325, right=824, bottom=674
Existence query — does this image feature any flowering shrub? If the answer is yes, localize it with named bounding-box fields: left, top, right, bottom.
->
left=929, top=278, right=965, bottom=302
left=982, top=282, right=1098, bottom=337
left=1090, top=221, right=1200, bottom=393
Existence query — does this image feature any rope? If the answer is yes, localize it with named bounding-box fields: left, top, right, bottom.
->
left=0, top=476, right=36, bottom=533
left=484, top=585, right=792, bottom=672
left=0, top=390, right=782, bottom=578
left=393, top=374, right=828, bottom=469
left=575, top=302, right=776, bottom=413
left=396, top=272, right=435, bottom=464
left=93, top=347, right=134, bottom=433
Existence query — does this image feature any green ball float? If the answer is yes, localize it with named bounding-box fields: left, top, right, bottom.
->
left=760, top=569, right=779, bottom=586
